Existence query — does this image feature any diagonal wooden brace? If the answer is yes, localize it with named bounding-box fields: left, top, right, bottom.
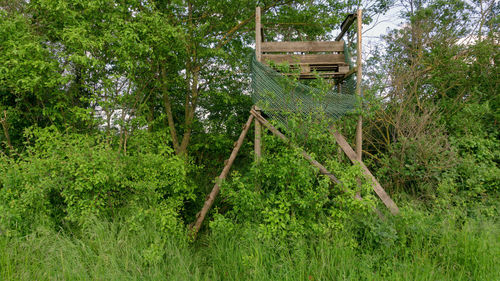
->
left=329, top=128, right=400, bottom=215
left=250, top=108, right=343, bottom=187
left=251, top=108, right=390, bottom=216
left=190, top=114, right=255, bottom=237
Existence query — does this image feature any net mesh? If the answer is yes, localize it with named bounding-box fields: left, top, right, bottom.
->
left=250, top=42, right=358, bottom=127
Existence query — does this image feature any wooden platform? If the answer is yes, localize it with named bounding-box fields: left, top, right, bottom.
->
left=255, top=8, right=358, bottom=80
left=259, top=40, right=350, bottom=79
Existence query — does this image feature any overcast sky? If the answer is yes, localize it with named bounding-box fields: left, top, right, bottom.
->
left=362, top=5, right=405, bottom=55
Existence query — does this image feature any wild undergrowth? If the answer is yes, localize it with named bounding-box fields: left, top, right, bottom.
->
left=1, top=123, right=499, bottom=281
left=1, top=206, right=498, bottom=281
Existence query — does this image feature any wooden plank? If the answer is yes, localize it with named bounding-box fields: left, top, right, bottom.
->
left=336, top=13, right=356, bottom=41
left=254, top=108, right=262, bottom=191
left=281, top=70, right=349, bottom=78
left=343, top=67, right=357, bottom=78
left=262, top=54, right=345, bottom=65
left=339, top=65, right=350, bottom=73
left=309, top=64, right=348, bottom=70
left=355, top=9, right=363, bottom=162
left=255, top=7, right=262, bottom=61
left=281, top=75, right=346, bottom=80
left=284, top=74, right=345, bottom=78
left=333, top=67, right=357, bottom=84
left=261, top=41, right=344, bottom=53
left=329, top=128, right=400, bottom=215
left=191, top=114, right=255, bottom=237
left=254, top=108, right=262, bottom=163
left=300, top=65, right=311, bottom=73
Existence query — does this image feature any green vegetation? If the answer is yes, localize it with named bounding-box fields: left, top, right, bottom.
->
left=0, top=0, right=498, bottom=280
left=1, top=211, right=499, bottom=280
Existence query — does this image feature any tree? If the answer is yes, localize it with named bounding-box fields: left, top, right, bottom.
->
left=362, top=0, right=499, bottom=195
left=0, top=10, right=67, bottom=151
left=2, top=0, right=392, bottom=157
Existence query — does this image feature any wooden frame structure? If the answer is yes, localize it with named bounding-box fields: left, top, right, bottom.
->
left=190, top=8, right=399, bottom=238
left=255, top=7, right=349, bottom=79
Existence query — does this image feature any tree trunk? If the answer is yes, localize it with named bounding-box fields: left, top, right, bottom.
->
left=161, top=66, right=181, bottom=155
left=177, top=67, right=199, bottom=155
left=0, top=110, right=13, bottom=152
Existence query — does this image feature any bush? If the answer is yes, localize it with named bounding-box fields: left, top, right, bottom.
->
left=209, top=131, right=377, bottom=240
left=0, top=127, right=195, bottom=237
left=447, top=101, right=500, bottom=197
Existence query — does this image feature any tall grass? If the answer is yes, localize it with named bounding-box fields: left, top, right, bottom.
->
left=1, top=211, right=499, bottom=281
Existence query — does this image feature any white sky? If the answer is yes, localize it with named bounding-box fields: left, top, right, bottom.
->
left=362, top=5, right=405, bottom=55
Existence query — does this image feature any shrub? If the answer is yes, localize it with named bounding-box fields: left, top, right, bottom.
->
left=0, top=127, right=195, bottom=237
left=209, top=131, right=377, bottom=239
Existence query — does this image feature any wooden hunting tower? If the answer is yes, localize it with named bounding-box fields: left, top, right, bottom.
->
left=190, top=8, right=400, bottom=238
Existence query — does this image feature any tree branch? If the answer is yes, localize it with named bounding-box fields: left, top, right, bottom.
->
left=161, top=67, right=181, bottom=154
left=215, top=0, right=294, bottom=49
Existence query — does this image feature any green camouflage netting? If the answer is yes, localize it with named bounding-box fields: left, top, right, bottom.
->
left=250, top=42, right=358, bottom=126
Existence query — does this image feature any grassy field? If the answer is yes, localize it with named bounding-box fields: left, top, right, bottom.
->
left=1, top=207, right=498, bottom=281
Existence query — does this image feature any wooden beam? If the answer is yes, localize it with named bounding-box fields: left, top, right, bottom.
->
left=343, top=67, right=357, bottom=79
left=254, top=107, right=262, bottom=163
left=250, top=108, right=342, bottom=186
left=256, top=7, right=262, bottom=62
left=261, top=41, right=344, bottom=53
left=254, top=116, right=262, bottom=191
left=335, top=13, right=356, bottom=41
left=329, top=128, right=400, bottom=215
left=331, top=67, right=357, bottom=85
left=251, top=110, right=392, bottom=218
left=262, top=54, right=345, bottom=65
left=191, top=114, right=255, bottom=237
left=283, top=72, right=348, bottom=79
left=355, top=9, right=363, bottom=163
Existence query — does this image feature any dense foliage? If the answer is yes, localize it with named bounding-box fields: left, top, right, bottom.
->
left=0, top=0, right=498, bottom=279
left=0, top=128, right=195, bottom=237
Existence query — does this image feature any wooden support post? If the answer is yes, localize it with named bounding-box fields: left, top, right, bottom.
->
left=254, top=107, right=262, bottom=191
left=355, top=9, right=363, bottom=162
left=329, top=128, right=400, bottom=215
left=191, top=114, right=255, bottom=237
left=255, top=7, right=262, bottom=62
left=254, top=7, right=262, bottom=164
left=254, top=107, right=262, bottom=163
left=251, top=108, right=342, bottom=186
